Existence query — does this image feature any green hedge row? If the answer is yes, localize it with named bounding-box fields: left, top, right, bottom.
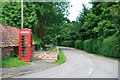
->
left=82, top=36, right=119, bottom=58
left=92, top=39, right=103, bottom=54
left=83, top=39, right=94, bottom=53
left=75, top=40, right=83, bottom=50
left=101, top=36, right=119, bottom=58
left=83, top=39, right=103, bottom=54
left=62, top=40, right=74, bottom=47
left=61, top=36, right=119, bottom=58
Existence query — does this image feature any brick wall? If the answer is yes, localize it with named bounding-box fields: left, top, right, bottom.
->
left=2, top=47, right=13, bottom=56
left=33, top=52, right=58, bottom=62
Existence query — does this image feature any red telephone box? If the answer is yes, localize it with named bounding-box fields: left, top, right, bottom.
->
left=18, top=28, right=32, bottom=62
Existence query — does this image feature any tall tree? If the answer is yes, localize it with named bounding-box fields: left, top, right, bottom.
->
left=1, top=2, right=70, bottom=41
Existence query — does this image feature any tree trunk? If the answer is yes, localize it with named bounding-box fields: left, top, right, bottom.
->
left=36, top=10, right=43, bottom=40
left=36, top=9, right=47, bottom=40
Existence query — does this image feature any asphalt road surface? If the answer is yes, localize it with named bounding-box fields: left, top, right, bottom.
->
left=16, top=47, right=118, bottom=78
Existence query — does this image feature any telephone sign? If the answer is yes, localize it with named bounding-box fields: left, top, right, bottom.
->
left=18, top=28, right=32, bottom=62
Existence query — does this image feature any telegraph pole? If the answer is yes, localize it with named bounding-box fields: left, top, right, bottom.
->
left=21, top=0, right=23, bottom=29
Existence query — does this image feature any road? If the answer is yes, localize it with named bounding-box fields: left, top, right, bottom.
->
left=16, top=47, right=118, bottom=78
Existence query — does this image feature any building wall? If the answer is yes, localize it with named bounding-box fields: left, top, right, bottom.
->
left=2, top=47, right=13, bottom=56
left=1, top=46, right=35, bottom=57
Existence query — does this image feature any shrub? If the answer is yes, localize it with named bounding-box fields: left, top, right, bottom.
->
left=92, top=39, right=103, bottom=54
left=101, top=36, right=119, bottom=58
left=75, top=40, right=83, bottom=50
left=62, top=40, right=75, bottom=47
left=83, top=39, right=94, bottom=53
left=33, top=35, right=44, bottom=50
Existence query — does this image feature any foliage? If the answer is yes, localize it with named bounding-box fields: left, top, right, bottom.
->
left=75, top=2, right=120, bottom=59
left=62, top=40, right=74, bottom=47
left=2, top=57, right=30, bottom=68
left=1, top=2, right=120, bottom=59
left=1, top=2, right=70, bottom=45
left=92, top=39, right=103, bottom=54
left=82, top=36, right=119, bottom=58
left=77, top=2, right=119, bottom=39
left=101, top=36, right=119, bottom=58
left=75, top=40, right=83, bottom=50
left=1, top=2, right=21, bottom=28
left=60, top=22, right=80, bottom=41
left=33, top=35, right=44, bottom=50
left=56, top=50, right=67, bottom=64
left=83, top=39, right=94, bottom=53
left=42, top=45, right=57, bottom=52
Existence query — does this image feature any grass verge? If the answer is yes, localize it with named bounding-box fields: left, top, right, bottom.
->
left=56, top=49, right=67, bottom=64
left=2, top=57, right=31, bottom=68
left=94, top=53, right=120, bottom=61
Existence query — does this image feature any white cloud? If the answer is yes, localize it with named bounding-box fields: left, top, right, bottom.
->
left=68, top=0, right=92, bottom=21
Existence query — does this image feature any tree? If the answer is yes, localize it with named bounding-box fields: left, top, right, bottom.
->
left=76, top=2, right=119, bottom=40
left=1, top=2, right=70, bottom=42
left=1, top=2, right=21, bottom=28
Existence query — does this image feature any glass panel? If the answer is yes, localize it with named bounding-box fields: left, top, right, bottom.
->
left=20, top=35, right=28, bottom=58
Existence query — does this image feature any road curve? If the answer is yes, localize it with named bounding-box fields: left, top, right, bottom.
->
left=17, top=47, right=118, bottom=78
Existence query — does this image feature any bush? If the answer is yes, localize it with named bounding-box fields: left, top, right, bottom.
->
left=92, top=39, right=103, bottom=54
left=83, top=39, right=103, bottom=54
left=101, top=36, right=119, bottom=58
left=83, top=39, right=94, bottom=53
left=75, top=40, right=83, bottom=50
left=82, top=36, right=119, bottom=59
left=62, top=40, right=75, bottom=47
left=33, top=35, right=44, bottom=50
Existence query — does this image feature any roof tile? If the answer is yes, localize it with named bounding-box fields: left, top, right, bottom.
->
left=0, top=24, right=35, bottom=47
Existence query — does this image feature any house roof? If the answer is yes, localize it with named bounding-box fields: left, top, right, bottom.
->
left=0, top=24, right=35, bottom=48
left=0, top=24, right=19, bottom=47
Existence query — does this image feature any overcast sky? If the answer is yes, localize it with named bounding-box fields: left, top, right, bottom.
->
left=68, top=0, right=92, bottom=21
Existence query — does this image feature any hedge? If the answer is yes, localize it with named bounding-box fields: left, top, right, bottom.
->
left=83, top=39, right=103, bottom=54
left=61, top=36, right=120, bottom=58
left=82, top=36, right=119, bottom=58
left=92, top=39, right=103, bottom=54
left=101, top=36, right=119, bottom=58
left=62, top=40, right=74, bottom=47
left=83, top=39, right=94, bottom=53
left=75, top=40, right=83, bottom=50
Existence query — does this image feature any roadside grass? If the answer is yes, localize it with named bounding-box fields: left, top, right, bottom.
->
left=2, top=57, right=31, bottom=68
left=94, top=53, right=120, bottom=61
left=56, top=50, right=67, bottom=64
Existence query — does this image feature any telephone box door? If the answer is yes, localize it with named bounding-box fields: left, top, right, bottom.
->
left=19, top=28, right=32, bottom=62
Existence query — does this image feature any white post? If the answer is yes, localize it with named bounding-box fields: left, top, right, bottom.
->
left=21, top=0, right=23, bottom=29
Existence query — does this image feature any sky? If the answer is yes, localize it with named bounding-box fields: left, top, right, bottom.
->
left=68, top=0, right=92, bottom=21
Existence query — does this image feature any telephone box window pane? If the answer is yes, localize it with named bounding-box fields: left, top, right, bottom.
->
left=20, top=35, right=28, bottom=57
